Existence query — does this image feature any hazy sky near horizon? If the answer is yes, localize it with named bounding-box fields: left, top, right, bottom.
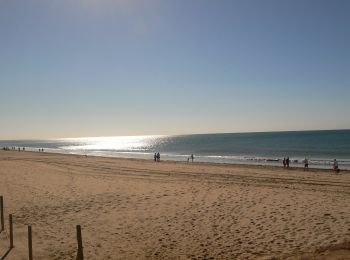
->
left=1, top=0, right=350, bottom=139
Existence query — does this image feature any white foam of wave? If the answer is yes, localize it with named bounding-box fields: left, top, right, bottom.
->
left=21, top=147, right=350, bottom=170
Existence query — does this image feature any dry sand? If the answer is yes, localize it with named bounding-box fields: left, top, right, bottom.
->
left=0, top=151, right=350, bottom=260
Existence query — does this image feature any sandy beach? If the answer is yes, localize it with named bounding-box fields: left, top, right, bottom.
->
left=0, top=151, right=349, bottom=260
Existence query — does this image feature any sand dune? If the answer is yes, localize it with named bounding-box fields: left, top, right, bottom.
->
left=0, top=151, right=349, bottom=259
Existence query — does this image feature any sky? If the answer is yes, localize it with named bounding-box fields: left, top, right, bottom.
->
left=0, top=0, right=349, bottom=139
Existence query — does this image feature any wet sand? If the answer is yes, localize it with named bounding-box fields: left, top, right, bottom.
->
left=0, top=151, right=349, bottom=259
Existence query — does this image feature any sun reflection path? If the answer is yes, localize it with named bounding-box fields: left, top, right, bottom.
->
left=61, top=135, right=166, bottom=151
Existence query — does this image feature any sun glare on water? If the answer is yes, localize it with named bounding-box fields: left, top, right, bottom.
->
left=62, top=135, right=164, bottom=151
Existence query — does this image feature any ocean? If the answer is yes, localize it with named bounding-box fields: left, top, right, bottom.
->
left=1, top=130, right=350, bottom=169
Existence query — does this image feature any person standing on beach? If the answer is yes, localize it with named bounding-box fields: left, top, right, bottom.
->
left=191, top=154, right=194, bottom=162
left=286, top=157, right=290, bottom=168
left=304, top=158, right=309, bottom=170
left=333, top=159, right=340, bottom=173
left=154, top=153, right=157, bottom=162
left=157, top=152, right=160, bottom=162
left=283, top=158, right=286, bottom=168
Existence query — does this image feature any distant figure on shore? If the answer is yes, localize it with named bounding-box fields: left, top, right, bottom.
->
left=333, top=159, right=340, bottom=173
left=190, top=154, right=194, bottom=162
left=154, top=153, right=157, bottom=162
left=18, top=147, right=20, bottom=152
left=23, top=147, right=25, bottom=151
left=156, top=152, right=160, bottom=162
left=286, top=157, right=290, bottom=168
left=304, top=158, right=309, bottom=170
left=283, top=158, right=286, bottom=168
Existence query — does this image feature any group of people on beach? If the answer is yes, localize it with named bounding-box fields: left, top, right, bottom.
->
left=187, top=154, right=194, bottom=163
left=1, top=145, right=344, bottom=173
left=153, top=152, right=194, bottom=162
left=151, top=152, right=342, bottom=173
left=2, top=146, right=45, bottom=152
left=2, top=146, right=25, bottom=151
left=154, top=152, right=160, bottom=162
left=153, top=153, right=195, bottom=163
left=282, top=157, right=340, bottom=173
left=282, top=157, right=290, bottom=168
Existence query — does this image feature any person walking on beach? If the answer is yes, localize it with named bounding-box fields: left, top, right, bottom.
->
left=286, top=157, right=290, bottom=168
left=154, top=153, right=157, bottom=162
left=157, top=152, right=160, bottom=162
left=283, top=158, right=286, bottom=168
left=191, top=154, right=194, bottom=162
left=333, top=159, right=340, bottom=173
left=304, top=158, right=309, bottom=170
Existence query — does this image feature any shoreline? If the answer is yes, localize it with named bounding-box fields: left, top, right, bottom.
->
left=2, top=149, right=349, bottom=173
left=2, top=129, right=350, bottom=171
left=1, top=150, right=350, bottom=259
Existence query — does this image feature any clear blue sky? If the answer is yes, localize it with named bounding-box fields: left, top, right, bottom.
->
left=1, top=0, right=349, bottom=139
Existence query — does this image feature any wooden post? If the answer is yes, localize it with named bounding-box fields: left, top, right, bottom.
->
left=0, top=196, right=4, bottom=231
left=28, top=226, right=33, bottom=260
left=76, top=225, right=84, bottom=260
left=9, top=214, right=13, bottom=248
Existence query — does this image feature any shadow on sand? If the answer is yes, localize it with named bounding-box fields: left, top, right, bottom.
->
left=0, top=248, right=12, bottom=260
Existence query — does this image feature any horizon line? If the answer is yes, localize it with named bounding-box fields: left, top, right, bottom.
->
left=1, top=128, right=349, bottom=141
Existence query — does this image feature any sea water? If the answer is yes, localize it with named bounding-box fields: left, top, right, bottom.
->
left=1, top=130, right=350, bottom=169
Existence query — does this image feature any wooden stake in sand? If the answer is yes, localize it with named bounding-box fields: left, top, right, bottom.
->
left=28, top=226, right=33, bottom=260
left=76, top=225, right=84, bottom=260
left=0, top=196, right=4, bottom=231
left=9, top=214, right=13, bottom=249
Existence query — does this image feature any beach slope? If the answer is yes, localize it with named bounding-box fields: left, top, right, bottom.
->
left=0, top=151, right=349, bottom=259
